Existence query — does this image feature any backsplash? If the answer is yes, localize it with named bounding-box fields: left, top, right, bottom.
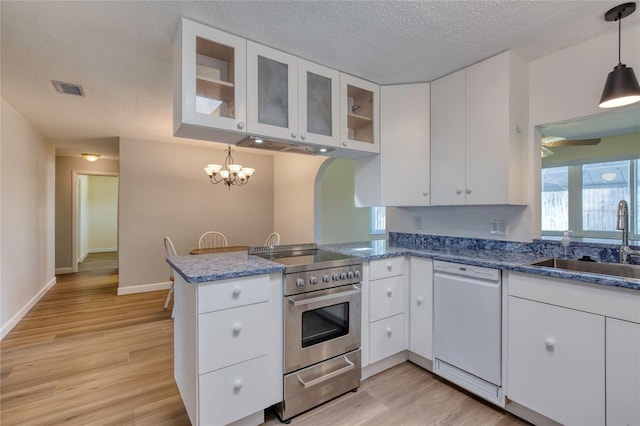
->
left=389, top=232, right=640, bottom=265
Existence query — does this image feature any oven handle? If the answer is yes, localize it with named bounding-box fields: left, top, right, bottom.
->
left=287, top=285, right=361, bottom=307
left=296, top=356, right=355, bottom=389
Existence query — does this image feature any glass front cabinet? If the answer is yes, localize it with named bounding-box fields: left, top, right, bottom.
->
left=173, top=18, right=247, bottom=142
left=340, top=74, right=380, bottom=154
left=247, top=42, right=340, bottom=148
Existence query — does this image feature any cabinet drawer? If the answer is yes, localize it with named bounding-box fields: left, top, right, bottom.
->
left=369, top=275, right=405, bottom=322
left=198, top=274, right=269, bottom=313
left=199, top=355, right=276, bottom=426
left=198, top=302, right=269, bottom=374
left=369, top=313, right=406, bottom=364
left=370, top=257, right=404, bottom=280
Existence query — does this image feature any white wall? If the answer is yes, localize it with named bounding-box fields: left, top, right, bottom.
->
left=1, top=99, right=56, bottom=339
left=118, top=138, right=275, bottom=294
left=316, top=158, right=376, bottom=244
left=273, top=152, right=328, bottom=244
left=87, top=175, right=118, bottom=252
left=389, top=23, right=640, bottom=243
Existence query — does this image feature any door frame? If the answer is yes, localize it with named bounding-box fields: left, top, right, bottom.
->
left=71, top=170, right=119, bottom=272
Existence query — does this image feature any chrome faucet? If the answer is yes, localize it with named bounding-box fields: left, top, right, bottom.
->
left=616, top=200, right=640, bottom=263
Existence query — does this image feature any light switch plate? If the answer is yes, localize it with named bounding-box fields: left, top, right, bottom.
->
left=490, top=219, right=506, bottom=235
left=414, top=216, right=422, bottom=230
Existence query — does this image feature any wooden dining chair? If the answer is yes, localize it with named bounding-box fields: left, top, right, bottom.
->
left=198, top=231, right=228, bottom=249
left=264, top=232, right=280, bottom=246
left=163, top=236, right=177, bottom=316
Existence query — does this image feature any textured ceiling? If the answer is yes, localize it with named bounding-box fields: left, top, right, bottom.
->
left=1, top=1, right=639, bottom=159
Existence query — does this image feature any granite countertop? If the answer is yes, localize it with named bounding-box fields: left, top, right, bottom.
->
left=320, top=240, right=640, bottom=291
left=166, top=238, right=640, bottom=291
left=166, top=250, right=284, bottom=283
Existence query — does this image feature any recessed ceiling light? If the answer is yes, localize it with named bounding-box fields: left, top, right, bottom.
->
left=52, top=80, right=85, bottom=96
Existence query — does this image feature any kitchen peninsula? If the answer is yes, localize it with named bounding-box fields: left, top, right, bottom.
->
left=167, top=233, right=640, bottom=426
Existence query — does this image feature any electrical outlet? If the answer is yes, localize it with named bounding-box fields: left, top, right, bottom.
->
left=414, top=216, right=422, bottom=230
left=490, top=219, right=506, bottom=235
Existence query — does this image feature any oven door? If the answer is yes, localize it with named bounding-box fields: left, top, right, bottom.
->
left=284, top=284, right=361, bottom=373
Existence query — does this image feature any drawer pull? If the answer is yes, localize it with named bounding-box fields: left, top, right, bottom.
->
left=386, top=327, right=393, bottom=336
left=386, top=288, right=393, bottom=297
left=417, top=296, right=424, bottom=305
left=232, top=323, right=242, bottom=334
left=233, top=379, right=243, bottom=392
left=545, top=338, right=555, bottom=351
left=387, top=263, right=392, bottom=271
left=232, top=287, right=242, bottom=298
left=296, top=356, right=354, bottom=389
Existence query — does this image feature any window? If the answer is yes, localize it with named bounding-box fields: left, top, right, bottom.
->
left=542, top=159, right=639, bottom=239
left=370, top=207, right=386, bottom=235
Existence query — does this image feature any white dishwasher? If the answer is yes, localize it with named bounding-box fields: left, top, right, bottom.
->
left=433, top=260, right=503, bottom=406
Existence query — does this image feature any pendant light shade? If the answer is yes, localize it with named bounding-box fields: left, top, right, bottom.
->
left=598, top=2, right=640, bottom=108
left=599, top=64, right=640, bottom=108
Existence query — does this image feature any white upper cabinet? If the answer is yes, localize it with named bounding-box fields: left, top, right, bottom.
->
left=431, top=51, right=528, bottom=206
left=246, top=42, right=298, bottom=141
left=298, top=59, right=340, bottom=147
left=340, top=74, right=380, bottom=154
left=173, top=18, right=247, bottom=143
left=380, top=84, right=430, bottom=206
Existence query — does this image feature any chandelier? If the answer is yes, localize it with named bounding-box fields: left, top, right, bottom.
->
left=204, top=145, right=255, bottom=189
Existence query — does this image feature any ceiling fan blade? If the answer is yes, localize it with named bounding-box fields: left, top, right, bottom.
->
left=543, top=138, right=601, bottom=148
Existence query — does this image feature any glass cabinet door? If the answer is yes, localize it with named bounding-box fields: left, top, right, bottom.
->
left=247, top=41, right=297, bottom=141
left=298, top=60, right=339, bottom=147
left=174, top=18, right=247, bottom=139
left=339, top=73, right=380, bottom=153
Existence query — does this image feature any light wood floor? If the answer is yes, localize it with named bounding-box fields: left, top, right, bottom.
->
left=1, top=252, right=528, bottom=426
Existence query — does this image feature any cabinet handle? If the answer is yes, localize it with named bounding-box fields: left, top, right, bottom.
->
left=422, top=191, right=428, bottom=196
left=466, top=187, right=472, bottom=194
left=291, top=131, right=297, bottom=138
left=456, top=188, right=463, bottom=195
left=233, top=379, right=243, bottom=391
left=300, top=133, right=306, bottom=140
left=237, top=122, right=245, bottom=130
left=232, top=287, right=242, bottom=298
left=233, top=323, right=242, bottom=334
left=386, top=288, right=393, bottom=297
left=417, top=296, right=424, bottom=305
left=386, top=327, right=393, bottom=336
left=342, top=141, right=348, bottom=147
left=545, top=338, right=555, bottom=351
left=387, top=263, right=392, bottom=271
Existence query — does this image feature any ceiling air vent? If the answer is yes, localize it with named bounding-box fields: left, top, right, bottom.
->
left=52, top=80, right=85, bottom=96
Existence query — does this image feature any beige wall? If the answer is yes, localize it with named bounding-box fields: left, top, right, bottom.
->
left=55, top=156, right=119, bottom=270
left=88, top=175, right=118, bottom=252
left=1, top=99, right=56, bottom=338
left=316, top=158, right=375, bottom=244
left=273, top=152, right=328, bottom=245
left=118, top=138, right=274, bottom=292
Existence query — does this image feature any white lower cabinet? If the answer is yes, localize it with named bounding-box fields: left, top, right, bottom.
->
left=409, top=257, right=433, bottom=360
left=507, top=296, right=605, bottom=425
left=173, top=273, right=282, bottom=426
left=606, top=317, right=640, bottom=426
left=367, top=257, right=407, bottom=365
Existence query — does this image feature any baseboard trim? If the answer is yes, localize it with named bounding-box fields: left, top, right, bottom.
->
left=408, top=352, right=433, bottom=372
left=117, top=281, right=172, bottom=295
left=88, top=248, right=117, bottom=253
left=1, top=276, right=56, bottom=340
left=55, top=267, right=74, bottom=275
left=362, top=351, right=408, bottom=380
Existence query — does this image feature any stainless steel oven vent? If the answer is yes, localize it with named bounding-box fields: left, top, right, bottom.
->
left=237, top=136, right=334, bottom=155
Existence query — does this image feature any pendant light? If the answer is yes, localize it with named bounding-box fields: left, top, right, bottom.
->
left=599, top=2, right=640, bottom=108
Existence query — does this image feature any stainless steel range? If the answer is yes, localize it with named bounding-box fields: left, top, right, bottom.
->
left=249, top=243, right=362, bottom=423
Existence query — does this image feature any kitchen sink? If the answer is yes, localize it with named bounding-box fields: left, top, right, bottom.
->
left=530, top=258, right=640, bottom=280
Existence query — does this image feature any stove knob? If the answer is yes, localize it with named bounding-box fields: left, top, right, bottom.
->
left=296, top=278, right=305, bottom=288
left=347, top=271, right=354, bottom=279
left=309, top=276, right=318, bottom=285
left=332, top=273, right=340, bottom=281
left=354, top=270, right=361, bottom=279
left=323, top=274, right=330, bottom=283
left=340, top=272, right=347, bottom=280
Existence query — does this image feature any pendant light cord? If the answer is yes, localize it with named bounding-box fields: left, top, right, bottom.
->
left=618, top=13, right=622, bottom=65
